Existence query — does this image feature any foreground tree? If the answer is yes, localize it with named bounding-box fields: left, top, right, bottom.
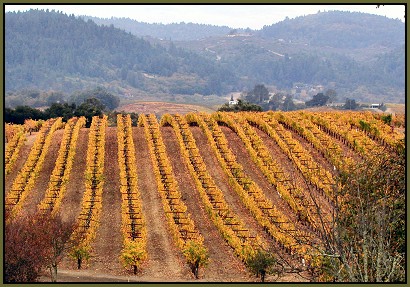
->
left=43, top=214, right=78, bottom=282
left=5, top=213, right=77, bottom=282
left=5, top=214, right=50, bottom=282
left=246, top=248, right=279, bottom=282
left=310, top=149, right=405, bottom=282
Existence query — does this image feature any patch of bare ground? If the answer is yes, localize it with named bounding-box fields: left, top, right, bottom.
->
left=58, top=128, right=89, bottom=269
left=19, top=129, right=64, bottom=217
left=5, top=132, right=38, bottom=195
left=88, top=127, right=123, bottom=275
left=161, top=127, right=253, bottom=282
left=131, top=126, right=192, bottom=281
left=118, top=102, right=213, bottom=116
left=57, top=128, right=89, bottom=223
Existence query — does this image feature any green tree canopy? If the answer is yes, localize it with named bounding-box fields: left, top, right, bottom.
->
left=305, top=92, right=330, bottom=107
left=74, top=98, right=104, bottom=126
left=70, top=87, right=120, bottom=111
left=245, top=84, right=270, bottom=104
left=343, top=98, right=359, bottom=110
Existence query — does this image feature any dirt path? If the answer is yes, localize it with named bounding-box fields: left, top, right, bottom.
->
left=132, top=127, right=191, bottom=281
left=89, top=127, right=123, bottom=274
left=58, top=129, right=89, bottom=223
left=19, top=130, right=64, bottom=217
left=161, top=127, right=252, bottom=282
left=5, top=133, right=38, bottom=195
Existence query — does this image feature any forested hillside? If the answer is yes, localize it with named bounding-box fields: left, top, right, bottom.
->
left=83, top=16, right=242, bottom=41
left=259, top=10, right=404, bottom=49
left=5, top=10, right=236, bottom=96
left=5, top=9, right=405, bottom=104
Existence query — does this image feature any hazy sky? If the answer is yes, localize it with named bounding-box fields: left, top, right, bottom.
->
left=5, top=4, right=405, bottom=30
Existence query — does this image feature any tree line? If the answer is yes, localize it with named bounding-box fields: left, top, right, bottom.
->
left=5, top=87, right=122, bottom=126
left=220, top=84, right=372, bottom=112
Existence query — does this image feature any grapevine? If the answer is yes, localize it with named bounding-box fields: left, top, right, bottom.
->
left=190, top=112, right=319, bottom=263
left=5, top=118, right=64, bottom=222
left=37, top=117, right=86, bottom=215
left=69, top=115, right=107, bottom=268
left=139, top=114, right=208, bottom=274
left=272, top=111, right=355, bottom=174
left=308, top=111, right=384, bottom=158
left=245, top=112, right=335, bottom=200
left=160, top=113, right=266, bottom=264
left=5, top=124, right=26, bottom=175
left=117, top=114, right=148, bottom=273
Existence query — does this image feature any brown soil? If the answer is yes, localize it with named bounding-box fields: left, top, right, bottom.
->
left=161, top=127, right=253, bottom=281
left=88, top=127, right=123, bottom=274
left=118, top=102, right=213, bottom=116
left=131, top=126, right=192, bottom=281
left=58, top=128, right=89, bottom=223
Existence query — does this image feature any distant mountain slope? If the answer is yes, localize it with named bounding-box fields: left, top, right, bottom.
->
left=82, top=16, right=244, bottom=41
left=5, top=10, right=405, bottom=104
left=5, top=9, right=236, bottom=95
left=259, top=10, right=404, bottom=49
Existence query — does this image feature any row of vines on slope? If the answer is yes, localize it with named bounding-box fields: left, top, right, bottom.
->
left=271, top=111, right=355, bottom=174
left=69, top=115, right=107, bottom=269
left=37, top=117, right=86, bottom=215
left=161, top=114, right=266, bottom=266
left=116, top=114, right=148, bottom=274
left=5, top=124, right=27, bottom=175
left=139, top=114, right=208, bottom=278
left=210, top=113, right=323, bottom=233
left=307, top=112, right=384, bottom=158
left=261, top=112, right=335, bottom=200
left=6, top=118, right=64, bottom=222
left=191, top=112, right=319, bottom=266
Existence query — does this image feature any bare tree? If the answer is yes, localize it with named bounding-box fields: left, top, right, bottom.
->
left=306, top=149, right=405, bottom=282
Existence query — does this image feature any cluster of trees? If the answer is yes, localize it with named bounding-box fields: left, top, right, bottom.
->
left=5, top=87, right=120, bottom=126
left=227, top=84, right=393, bottom=113
left=6, top=87, right=120, bottom=109
left=240, top=84, right=341, bottom=112
left=6, top=98, right=104, bottom=127
left=241, top=84, right=297, bottom=111
left=218, top=99, right=262, bottom=112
